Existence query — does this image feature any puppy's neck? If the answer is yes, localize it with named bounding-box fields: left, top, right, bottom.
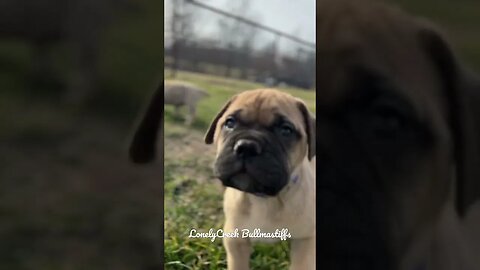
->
left=276, top=157, right=315, bottom=200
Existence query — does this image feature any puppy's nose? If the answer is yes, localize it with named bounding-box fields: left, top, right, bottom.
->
left=234, top=139, right=262, bottom=158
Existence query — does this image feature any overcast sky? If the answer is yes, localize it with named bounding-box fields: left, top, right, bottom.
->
left=204, top=0, right=316, bottom=43
left=164, top=0, right=315, bottom=53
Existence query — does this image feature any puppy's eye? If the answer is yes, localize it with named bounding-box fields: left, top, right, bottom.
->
left=279, top=123, right=295, bottom=137
left=368, top=106, right=406, bottom=136
left=224, top=117, right=236, bottom=130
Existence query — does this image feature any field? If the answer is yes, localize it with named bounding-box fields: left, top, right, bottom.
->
left=163, top=70, right=316, bottom=269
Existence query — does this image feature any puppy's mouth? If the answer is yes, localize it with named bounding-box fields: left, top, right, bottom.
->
left=228, top=172, right=270, bottom=196
left=213, top=134, right=290, bottom=196
left=214, top=157, right=288, bottom=197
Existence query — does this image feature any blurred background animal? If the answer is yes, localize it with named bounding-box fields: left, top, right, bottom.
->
left=164, top=80, right=209, bottom=125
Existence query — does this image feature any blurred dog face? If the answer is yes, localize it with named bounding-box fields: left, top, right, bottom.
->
left=317, top=0, right=480, bottom=268
left=205, top=89, right=314, bottom=196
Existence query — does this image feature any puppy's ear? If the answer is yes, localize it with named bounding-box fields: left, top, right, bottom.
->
left=204, top=96, right=236, bottom=144
left=128, top=82, right=164, bottom=163
left=419, top=25, right=480, bottom=216
left=297, top=100, right=316, bottom=160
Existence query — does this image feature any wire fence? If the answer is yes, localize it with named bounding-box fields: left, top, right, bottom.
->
left=164, top=0, right=315, bottom=89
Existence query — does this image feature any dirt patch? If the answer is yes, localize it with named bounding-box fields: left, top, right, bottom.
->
left=164, top=123, right=216, bottom=184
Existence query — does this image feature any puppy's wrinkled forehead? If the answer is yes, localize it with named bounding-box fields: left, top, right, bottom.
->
left=317, top=0, right=446, bottom=115
left=224, top=89, right=303, bottom=127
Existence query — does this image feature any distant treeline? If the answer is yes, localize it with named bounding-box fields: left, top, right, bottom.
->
left=165, top=42, right=315, bottom=90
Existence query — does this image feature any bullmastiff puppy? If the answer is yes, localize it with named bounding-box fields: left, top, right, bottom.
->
left=204, top=89, right=316, bottom=270
left=317, top=0, right=480, bottom=269
left=165, top=80, right=209, bottom=125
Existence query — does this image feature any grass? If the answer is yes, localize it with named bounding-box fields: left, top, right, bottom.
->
left=163, top=70, right=315, bottom=269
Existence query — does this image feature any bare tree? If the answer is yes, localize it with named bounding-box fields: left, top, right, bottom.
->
left=238, top=19, right=259, bottom=79
left=253, top=40, right=278, bottom=80
left=217, top=0, right=259, bottom=78
left=169, top=0, right=195, bottom=78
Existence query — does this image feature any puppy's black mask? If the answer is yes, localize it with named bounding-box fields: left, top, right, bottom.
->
left=316, top=64, right=439, bottom=269
left=213, top=114, right=299, bottom=196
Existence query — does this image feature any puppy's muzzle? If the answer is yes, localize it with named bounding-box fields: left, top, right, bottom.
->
left=214, top=133, right=289, bottom=196
left=234, top=139, right=262, bottom=158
